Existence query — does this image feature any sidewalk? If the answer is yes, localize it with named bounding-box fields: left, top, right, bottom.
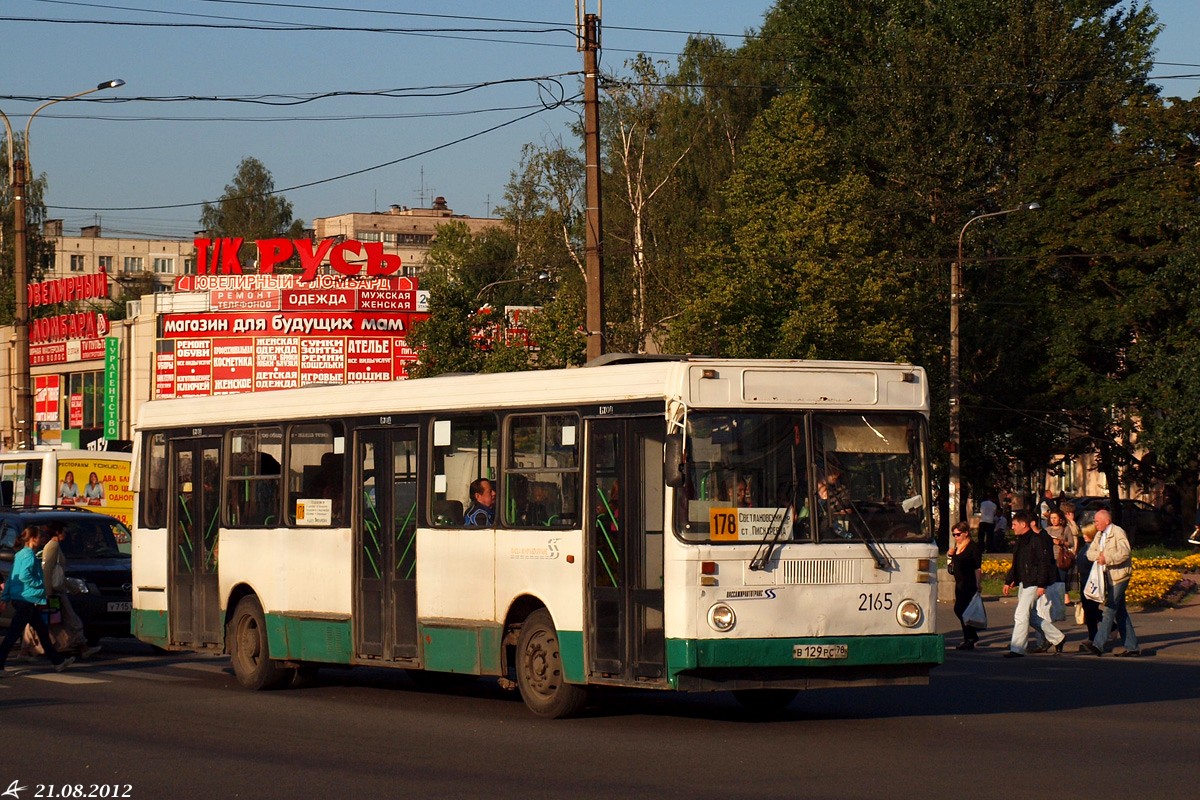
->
left=937, top=574, right=1200, bottom=659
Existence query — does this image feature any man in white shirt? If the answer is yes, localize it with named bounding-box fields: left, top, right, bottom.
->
left=979, top=497, right=997, bottom=553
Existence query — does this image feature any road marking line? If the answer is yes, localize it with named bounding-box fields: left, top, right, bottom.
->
left=26, top=673, right=109, bottom=685
left=99, top=670, right=192, bottom=682
left=170, top=662, right=229, bottom=674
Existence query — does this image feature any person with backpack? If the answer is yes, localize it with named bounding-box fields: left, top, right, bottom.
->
left=1002, top=511, right=1066, bottom=657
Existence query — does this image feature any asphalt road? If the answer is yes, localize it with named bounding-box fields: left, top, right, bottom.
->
left=2, top=624, right=1197, bottom=800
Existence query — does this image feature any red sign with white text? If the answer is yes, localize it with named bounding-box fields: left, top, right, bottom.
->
left=159, top=311, right=413, bottom=338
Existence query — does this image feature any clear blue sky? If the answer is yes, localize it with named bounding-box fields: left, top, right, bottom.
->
left=2, top=1, right=1195, bottom=240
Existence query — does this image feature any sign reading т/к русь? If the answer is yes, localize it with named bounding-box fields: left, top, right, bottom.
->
left=195, top=237, right=403, bottom=282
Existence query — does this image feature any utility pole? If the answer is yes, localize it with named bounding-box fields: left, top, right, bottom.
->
left=579, top=4, right=605, bottom=361
left=12, top=156, right=30, bottom=449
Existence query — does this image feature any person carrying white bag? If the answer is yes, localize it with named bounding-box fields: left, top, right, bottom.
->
left=1080, top=508, right=1139, bottom=657
left=948, top=521, right=985, bottom=649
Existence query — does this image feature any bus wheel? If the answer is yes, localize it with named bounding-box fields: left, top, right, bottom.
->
left=229, top=596, right=292, bottom=690
left=515, top=609, right=587, bottom=719
left=732, top=689, right=798, bottom=714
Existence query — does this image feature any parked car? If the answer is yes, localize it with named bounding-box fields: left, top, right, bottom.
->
left=1069, top=496, right=1177, bottom=543
left=0, top=506, right=133, bottom=644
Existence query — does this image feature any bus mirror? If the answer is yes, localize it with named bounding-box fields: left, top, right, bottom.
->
left=663, top=437, right=685, bottom=488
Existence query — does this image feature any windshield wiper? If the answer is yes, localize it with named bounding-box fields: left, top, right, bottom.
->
left=847, top=505, right=894, bottom=571
left=749, top=506, right=792, bottom=571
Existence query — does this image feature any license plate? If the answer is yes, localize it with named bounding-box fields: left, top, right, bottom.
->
left=107, top=602, right=132, bottom=612
left=793, top=644, right=848, bottom=660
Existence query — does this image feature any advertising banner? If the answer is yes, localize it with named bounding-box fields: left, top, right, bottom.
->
left=104, top=337, right=120, bottom=439
left=56, top=457, right=134, bottom=527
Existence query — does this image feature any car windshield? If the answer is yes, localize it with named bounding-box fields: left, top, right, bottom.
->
left=57, top=519, right=126, bottom=558
left=674, top=411, right=932, bottom=544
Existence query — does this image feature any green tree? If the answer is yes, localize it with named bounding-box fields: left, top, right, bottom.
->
left=687, top=0, right=1174, bottom=512
left=668, top=92, right=913, bottom=361
left=0, top=133, right=52, bottom=325
left=406, top=222, right=561, bottom=377
left=199, top=157, right=305, bottom=266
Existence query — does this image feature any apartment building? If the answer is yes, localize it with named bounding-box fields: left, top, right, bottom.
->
left=311, top=197, right=502, bottom=276
left=43, top=220, right=196, bottom=296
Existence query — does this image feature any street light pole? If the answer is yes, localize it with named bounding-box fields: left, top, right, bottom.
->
left=4, top=79, right=124, bottom=450
left=474, top=270, right=551, bottom=301
left=949, top=201, right=1039, bottom=527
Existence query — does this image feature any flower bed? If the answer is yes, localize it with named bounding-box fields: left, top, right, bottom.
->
left=978, top=553, right=1200, bottom=607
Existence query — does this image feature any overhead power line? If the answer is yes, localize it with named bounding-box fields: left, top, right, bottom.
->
left=48, top=95, right=578, bottom=213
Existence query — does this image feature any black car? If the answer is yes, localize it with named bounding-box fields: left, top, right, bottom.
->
left=1070, top=496, right=1176, bottom=544
left=0, top=506, right=133, bottom=644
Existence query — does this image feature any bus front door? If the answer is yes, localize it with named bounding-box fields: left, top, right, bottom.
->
left=587, top=418, right=666, bottom=685
left=354, top=426, right=419, bottom=663
left=168, top=438, right=223, bottom=648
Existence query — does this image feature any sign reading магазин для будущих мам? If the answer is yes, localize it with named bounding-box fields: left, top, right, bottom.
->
left=154, top=237, right=430, bottom=399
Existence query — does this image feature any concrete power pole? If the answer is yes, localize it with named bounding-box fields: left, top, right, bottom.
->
left=580, top=7, right=605, bottom=362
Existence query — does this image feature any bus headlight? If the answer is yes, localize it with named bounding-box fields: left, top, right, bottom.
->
left=896, top=599, right=923, bottom=628
left=707, top=603, right=736, bottom=632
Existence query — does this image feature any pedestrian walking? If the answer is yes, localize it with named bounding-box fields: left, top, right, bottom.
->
left=1041, top=510, right=1074, bottom=620
left=1075, top=522, right=1103, bottom=645
left=1061, top=501, right=1082, bottom=599
left=993, top=508, right=1010, bottom=552
left=1081, top=508, right=1139, bottom=657
left=41, top=522, right=100, bottom=659
left=947, top=521, right=984, bottom=650
left=0, top=527, right=76, bottom=675
left=978, top=496, right=997, bottom=554
left=1002, top=511, right=1066, bottom=657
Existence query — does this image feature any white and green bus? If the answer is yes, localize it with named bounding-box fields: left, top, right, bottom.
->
left=130, top=356, right=942, bottom=717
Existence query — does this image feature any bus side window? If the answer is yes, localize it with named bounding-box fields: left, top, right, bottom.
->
left=227, top=427, right=283, bottom=527
left=505, top=413, right=579, bottom=528
left=430, top=415, right=497, bottom=528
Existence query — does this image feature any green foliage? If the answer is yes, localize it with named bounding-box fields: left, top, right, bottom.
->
left=405, top=222, right=573, bottom=377
left=198, top=157, right=305, bottom=267
left=0, top=133, right=52, bottom=325
left=668, top=93, right=913, bottom=361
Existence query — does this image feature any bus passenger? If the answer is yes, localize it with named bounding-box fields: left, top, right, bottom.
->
left=464, top=478, right=496, bottom=527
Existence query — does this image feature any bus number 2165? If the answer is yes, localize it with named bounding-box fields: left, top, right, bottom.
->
left=858, top=592, right=893, bottom=611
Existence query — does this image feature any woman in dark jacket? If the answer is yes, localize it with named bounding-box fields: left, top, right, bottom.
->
left=947, top=521, right=984, bottom=650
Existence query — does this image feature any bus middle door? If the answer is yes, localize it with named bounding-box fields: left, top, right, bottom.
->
left=167, top=437, right=223, bottom=649
left=354, top=426, right=419, bottom=663
left=587, top=417, right=666, bottom=685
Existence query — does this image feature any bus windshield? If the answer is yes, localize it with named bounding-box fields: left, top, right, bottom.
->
left=675, top=411, right=931, bottom=544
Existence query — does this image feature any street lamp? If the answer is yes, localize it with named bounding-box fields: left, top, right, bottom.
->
left=2, top=79, right=124, bottom=450
left=948, top=201, right=1040, bottom=528
left=474, top=269, right=551, bottom=301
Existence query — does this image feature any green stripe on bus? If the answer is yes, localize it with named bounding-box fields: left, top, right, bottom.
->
left=131, top=607, right=169, bottom=645
left=418, top=623, right=504, bottom=674
left=666, top=634, right=944, bottom=678
left=264, top=614, right=354, bottom=663
left=557, top=629, right=585, bottom=683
